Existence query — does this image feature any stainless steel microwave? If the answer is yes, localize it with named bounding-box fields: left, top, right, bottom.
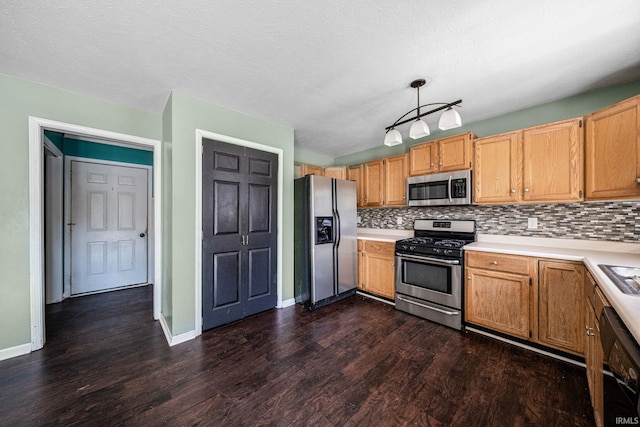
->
left=407, top=170, right=472, bottom=207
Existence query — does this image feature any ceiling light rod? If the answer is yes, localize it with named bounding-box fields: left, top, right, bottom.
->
left=383, top=79, right=463, bottom=147
left=384, top=99, right=462, bottom=131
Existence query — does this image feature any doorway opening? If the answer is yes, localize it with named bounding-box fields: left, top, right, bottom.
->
left=29, top=117, right=162, bottom=352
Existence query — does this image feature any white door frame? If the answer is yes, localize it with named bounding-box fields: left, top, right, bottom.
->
left=194, top=130, right=283, bottom=336
left=43, top=138, right=64, bottom=304
left=28, top=117, right=162, bottom=351
left=64, top=157, right=154, bottom=297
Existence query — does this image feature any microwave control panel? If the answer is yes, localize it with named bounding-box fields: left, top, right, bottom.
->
left=451, top=178, right=467, bottom=198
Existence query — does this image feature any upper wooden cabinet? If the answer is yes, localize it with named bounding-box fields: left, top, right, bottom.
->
left=363, top=154, right=408, bottom=207
left=297, top=163, right=324, bottom=177
left=409, top=132, right=475, bottom=176
left=522, top=118, right=583, bottom=202
left=324, top=166, right=347, bottom=180
left=363, top=159, right=385, bottom=207
left=384, top=154, right=408, bottom=206
left=473, top=131, right=522, bottom=204
left=585, top=94, right=640, bottom=200
left=347, top=164, right=364, bottom=207
left=473, top=118, right=584, bottom=204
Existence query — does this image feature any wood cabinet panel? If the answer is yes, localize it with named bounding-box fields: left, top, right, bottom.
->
left=522, top=119, right=583, bottom=202
left=585, top=270, right=605, bottom=427
left=324, top=166, right=347, bottom=180
left=473, top=118, right=583, bottom=204
left=300, top=164, right=324, bottom=177
left=473, top=132, right=521, bottom=204
left=465, top=251, right=532, bottom=275
left=438, top=133, right=473, bottom=172
left=409, top=142, right=437, bottom=175
left=585, top=95, right=640, bottom=200
left=363, top=160, right=385, bottom=207
left=347, top=165, right=364, bottom=207
left=538, top=261, right=584, bottom=355
left=409, top=132, right=474, bottom=176
left=384, top=154, right=408, bottom=206
left=364, top=240, right=395, bottom=257
left=465, top=267, right=531, bottom=339
left=361, top=240, right=395, bottom=299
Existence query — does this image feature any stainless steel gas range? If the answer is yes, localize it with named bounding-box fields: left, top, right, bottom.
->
left=394, top=219, right=476, bottom=330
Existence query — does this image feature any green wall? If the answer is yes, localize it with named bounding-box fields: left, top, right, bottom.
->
left=0, top=73, right=161, bottom=352
left=163, top=91, right=295, bottom=336
left=294, top=146, right=334, bottom=166
left=335, top=79, right=640, bottom=166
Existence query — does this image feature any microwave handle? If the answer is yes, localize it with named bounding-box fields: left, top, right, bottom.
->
left=448, top=176, right=453, bottom=203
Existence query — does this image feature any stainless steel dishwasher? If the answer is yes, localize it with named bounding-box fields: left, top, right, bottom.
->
left=600, top=306, right=640, bottom=425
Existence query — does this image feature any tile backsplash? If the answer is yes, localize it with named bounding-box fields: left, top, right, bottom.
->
left=357, top=201, right=640, bottom=243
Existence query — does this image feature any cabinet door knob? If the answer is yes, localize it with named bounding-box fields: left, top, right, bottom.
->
left=439, top=162, right=443, bottom=166
left=467, top=276, right=471, bottom=280
left=636, top=178, right=640, bottom=184
left=511, top=189, right=516, bottom=193
left=524, top=188, right=530, bottom=192
left=492, top=261, right=498, bottom=265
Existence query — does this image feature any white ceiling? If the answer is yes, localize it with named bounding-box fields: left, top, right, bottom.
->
left=2, top=1, right=640, bottom=158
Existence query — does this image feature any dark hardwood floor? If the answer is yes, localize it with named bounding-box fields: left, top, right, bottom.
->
left=0, top=286, right=595, bottom=426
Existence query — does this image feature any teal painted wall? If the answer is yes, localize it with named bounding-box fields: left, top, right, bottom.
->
left=334, top=79, right=640, bottom=166
left=43, top=130, right=64, bottom=152
left=163, top=91, right=295, bottom=337
left=0, top=72, right=160, bottom=352
left=64, top=138, right=153, bottom=166
left=43, top=130, right=153, bottom=166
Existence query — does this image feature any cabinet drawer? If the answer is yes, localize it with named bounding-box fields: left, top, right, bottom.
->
left=465, top=251, right=531, bottom=275
left=364, top=240, right=395, bottom=257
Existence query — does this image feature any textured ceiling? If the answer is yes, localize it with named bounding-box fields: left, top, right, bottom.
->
left=2, top=1, right=640, bottom=157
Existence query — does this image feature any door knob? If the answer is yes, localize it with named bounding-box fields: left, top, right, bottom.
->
left=140, top=233, right=146, bottom=238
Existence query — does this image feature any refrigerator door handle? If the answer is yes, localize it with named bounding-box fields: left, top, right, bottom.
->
left=333, top=179, right=340, bottom=294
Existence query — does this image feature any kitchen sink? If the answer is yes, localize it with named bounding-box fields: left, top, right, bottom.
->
left=599, top=265, right=640, bottom=295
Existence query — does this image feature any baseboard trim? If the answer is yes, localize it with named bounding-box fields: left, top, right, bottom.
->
left=278, top=298, right=296, bottom=308
left=0, top=343, right=32, bottom=361
left=159, top=315, right=197, bottom=347
left=465, top=326, right=586, bottom=368
left=356, top=291, right=396, bottom=306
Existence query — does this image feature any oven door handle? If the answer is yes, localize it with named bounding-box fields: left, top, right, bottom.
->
left=396, top=253, right=460, bottom=266
left=396, top=295, right=460, bottom=316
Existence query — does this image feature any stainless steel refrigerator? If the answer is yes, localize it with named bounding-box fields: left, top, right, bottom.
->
left=294, top=175, right=357, bottom=309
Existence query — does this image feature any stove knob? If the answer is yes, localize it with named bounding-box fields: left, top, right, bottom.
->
left=409, top=245, right=416, bottom=251
left=434, top=248, right=442, bottom=254
left=444, top=249, right=453, bottom=256
left=400, top=245, right=408, bottom=250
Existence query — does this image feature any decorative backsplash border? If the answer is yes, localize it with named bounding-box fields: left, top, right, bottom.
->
left=357, top=201, right=640, bottom=243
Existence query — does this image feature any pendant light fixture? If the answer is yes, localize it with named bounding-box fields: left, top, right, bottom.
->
left=384, top=79, right=463, bottom=146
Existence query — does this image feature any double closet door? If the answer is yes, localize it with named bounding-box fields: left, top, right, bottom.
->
left=202, top=139, right=278, bottom=330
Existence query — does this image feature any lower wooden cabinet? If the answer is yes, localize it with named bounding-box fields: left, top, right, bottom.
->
left=358, top=240, right=395, bottom=299
left=465, top=253, right=532, bottom=340
left=465, top=252, right=585, bottom=356
left=538, top=261, right=585, bottom=354
left=584, top=271, right=608, bottom=427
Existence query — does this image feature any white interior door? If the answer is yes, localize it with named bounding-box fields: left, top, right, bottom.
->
left=70, top=161, right=148, bottom=295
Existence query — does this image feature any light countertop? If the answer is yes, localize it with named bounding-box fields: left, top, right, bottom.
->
left=464, top=234, right=640, bottom=345
left=357, top=228, right=413, bottom=242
